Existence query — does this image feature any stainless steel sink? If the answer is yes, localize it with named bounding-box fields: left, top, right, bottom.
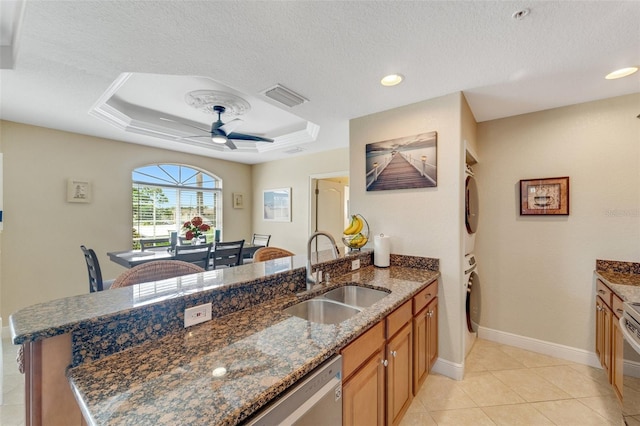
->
left=322, top=285, right=389, bottom=308
left=284, top=299, right=361, bottom=325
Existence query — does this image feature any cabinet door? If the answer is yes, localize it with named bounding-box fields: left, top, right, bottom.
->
left=343, top=348, right=385, bottom=426
left=387, top=322, right=413, bottom=426
left=426, top=297, right=438, bottom=372
left=596, top=297, right=605, bottom=363
left=412, top=309, right=427, bottom=396
left=603, top=304, right=612, bottom=380
left=612, top=311, right=624, bottom=401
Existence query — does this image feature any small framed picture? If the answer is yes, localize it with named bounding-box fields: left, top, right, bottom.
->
left=232, top=192, right=244, bottom=209
left=67, top=179, right=92, bottom=203
left=519, top=177, right=569, bottom=215
left=263, top=188, right=291, bottom=222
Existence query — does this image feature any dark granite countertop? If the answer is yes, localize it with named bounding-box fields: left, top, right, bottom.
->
left=66, top=265, right=439, bottom=426
left=595, top=259, right=640, bottom=302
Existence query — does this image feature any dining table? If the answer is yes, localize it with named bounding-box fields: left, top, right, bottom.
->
left=108, top=243, right=263, bottom=269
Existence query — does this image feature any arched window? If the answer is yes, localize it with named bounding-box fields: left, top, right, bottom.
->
left=132, top=164, right=222, bottom=248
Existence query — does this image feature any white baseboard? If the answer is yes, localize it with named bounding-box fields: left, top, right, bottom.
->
left=431, top=357, right=464, bottom=380
left=478, top=326, right=602, bottom=368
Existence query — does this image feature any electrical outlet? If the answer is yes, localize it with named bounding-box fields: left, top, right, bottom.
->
left=184, top=303, right=212, bottom=328
left=351, top=259, right=360, bottom=270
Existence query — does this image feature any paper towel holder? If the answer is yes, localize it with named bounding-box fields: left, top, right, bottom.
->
left=374, top=233, right=391, bottom=268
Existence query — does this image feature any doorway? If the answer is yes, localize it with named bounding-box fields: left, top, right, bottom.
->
left=310, top=173, right=349, bottom=253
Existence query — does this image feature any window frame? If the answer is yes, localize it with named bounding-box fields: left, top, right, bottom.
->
left=132, top=164, right=222, bottom=248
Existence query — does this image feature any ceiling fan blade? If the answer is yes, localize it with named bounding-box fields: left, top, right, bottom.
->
left=225, top=140, right=238, bottom=150
left=219, top=118, right=243, bottom=135
left=227, top=132, right=274, bottom=143
left=159, top=117, right=210, bottom=133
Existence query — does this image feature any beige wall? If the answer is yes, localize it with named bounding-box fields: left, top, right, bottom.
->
left=0, top=121, right=252, bottom=319
left=475, top=93, right=640, bottom=351
left=251, top=148, right=349, bottom=255
left=350, top=92, right=466, bottom=364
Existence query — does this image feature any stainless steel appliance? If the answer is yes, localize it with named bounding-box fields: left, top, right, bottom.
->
left=622, top=302, right=640, bottom=354
left=246, top=355, right=342, bottom=425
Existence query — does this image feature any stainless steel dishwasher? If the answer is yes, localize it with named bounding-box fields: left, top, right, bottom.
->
left=245, top=355, right=342, bottom=425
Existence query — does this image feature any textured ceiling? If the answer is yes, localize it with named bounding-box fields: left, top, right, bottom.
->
left=1, top=1, right=639, bottom=164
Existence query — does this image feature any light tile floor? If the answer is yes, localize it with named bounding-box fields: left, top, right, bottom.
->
left=0, top=333, right=630, bottom=426
left=1, top=327, right=25, bottom=426
left=401, top=338, right=625, bottom=426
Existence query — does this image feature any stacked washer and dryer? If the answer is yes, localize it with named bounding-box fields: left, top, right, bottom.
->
left=464, top=155, right=481, bottom=358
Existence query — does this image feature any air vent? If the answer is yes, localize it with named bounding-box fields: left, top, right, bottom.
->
left=262, top=84, right=308, bottom=108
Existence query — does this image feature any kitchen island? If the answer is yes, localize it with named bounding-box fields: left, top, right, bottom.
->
left=10, top=250, right=439, bottom=425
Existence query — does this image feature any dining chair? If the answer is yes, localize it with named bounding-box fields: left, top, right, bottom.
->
left=110, top=260, right=205, bottom=289
left=243, top=233, right=271, bottom=263
left=211, top=240, right=245, bottom=269
left=251, top=233, right=271, bottom=247
left=140, top=237, right=171, bottom=251
left=253, top=247, right=294, bottom=262
left=174, top=243, right=213, bottom=270
left=81, top=245, right=114, bottom=292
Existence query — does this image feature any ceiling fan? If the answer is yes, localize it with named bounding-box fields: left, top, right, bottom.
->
left=161, top=105, right=274, bottom=150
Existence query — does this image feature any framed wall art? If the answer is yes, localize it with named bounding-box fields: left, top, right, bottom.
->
left=67, top=179, right=92, bottom=203
left=263, top=188, right=291, bottom=222
left=366, top=131, right=437, bottom=191
left=232, top=192, right=244, bottom=209
left=519, top=176, right=569, bottom=215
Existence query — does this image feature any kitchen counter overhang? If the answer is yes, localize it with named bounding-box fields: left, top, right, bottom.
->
left=11, top=250, right=439, bottom=425
left=67, top=265, right=439, bottom=425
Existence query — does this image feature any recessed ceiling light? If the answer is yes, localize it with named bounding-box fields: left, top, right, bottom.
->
left=605, top=67, right=638, bottom=80
left=381, top=74, right=403, bottom=87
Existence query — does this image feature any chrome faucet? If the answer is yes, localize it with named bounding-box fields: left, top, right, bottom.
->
left=306, top=231, right=339, bottom=290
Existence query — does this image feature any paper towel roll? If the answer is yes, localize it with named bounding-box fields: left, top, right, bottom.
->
left=374, top=234, right=390, bottom=267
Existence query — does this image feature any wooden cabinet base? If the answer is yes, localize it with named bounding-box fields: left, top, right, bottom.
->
left=24, top=333, right=84, bottom=426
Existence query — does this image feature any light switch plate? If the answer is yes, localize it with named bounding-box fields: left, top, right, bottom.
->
left=184, top=303, right=212, bottom=328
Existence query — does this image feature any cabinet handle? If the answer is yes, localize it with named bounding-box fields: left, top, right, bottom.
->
left=598, top=289, right=606, bottom=294
left=425, top=293, right=432, bottom=298
left=617, top=309, right=624, bottom=315
left=428, top=310, right=434, bottom=317
left=382, top=359, right=388, bottom=367
left=391, top=350, right=397, bottom=358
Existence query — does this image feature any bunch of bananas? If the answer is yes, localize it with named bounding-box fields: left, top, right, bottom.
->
left=348, top=233, right=368, bottom=248
left=343, top=215, right=364, bottom=235
left=343, top=215, right=368, bottom=248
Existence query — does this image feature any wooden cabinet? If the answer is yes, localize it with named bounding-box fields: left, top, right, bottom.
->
left=596, top=295, right=611, bottom=373
left=412, top=281, right=438, bottom=394
left=22, top=333, right=84, bottom=426
left=386, top=321, right=412, bottom=426
left=342, top=321, right=386, bottom=426
left=342, top=280, right=438, bottom=426
left=612, top=307, right=624, bottom=400
left=595, top=278, right=624, bottom=402
left=342, top=299, right=416, bottom=426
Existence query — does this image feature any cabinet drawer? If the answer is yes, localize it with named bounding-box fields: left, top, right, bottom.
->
left=612, top=293, right=624, bottom=319
left=596, top=280, right=612, bottom=307
left=413, top=281, right=438, bottom=314
left=387, top=300, right=412, bottom=339
left=342, top=320, right=385, bottom=381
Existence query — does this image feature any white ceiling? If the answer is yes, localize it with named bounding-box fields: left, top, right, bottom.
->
left=1, top=1, right=639, bottom=164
